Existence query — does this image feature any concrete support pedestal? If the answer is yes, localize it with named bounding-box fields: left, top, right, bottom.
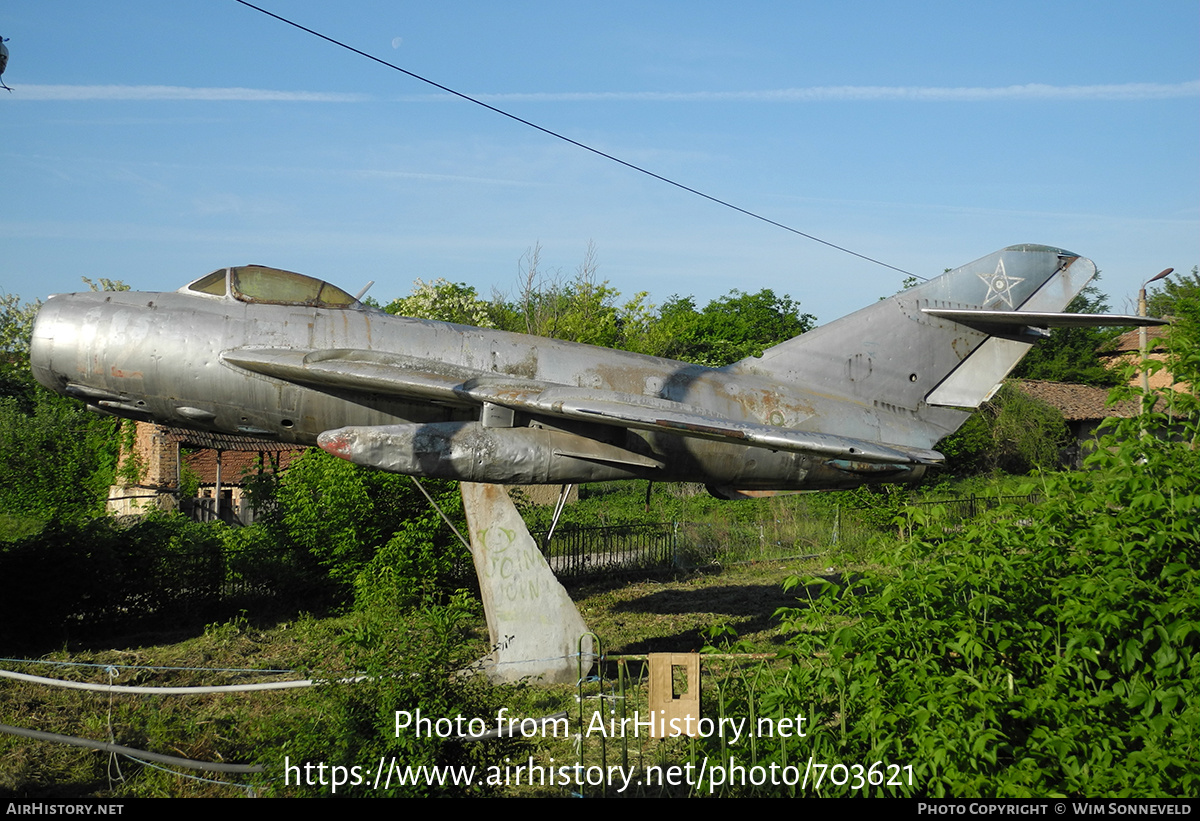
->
left=461, top=482, right=592, bottom=685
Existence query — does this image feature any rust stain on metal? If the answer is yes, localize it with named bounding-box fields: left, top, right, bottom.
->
left=733, top=385, right=814, bottom=427
left=500, top=348, right=539, bottom=379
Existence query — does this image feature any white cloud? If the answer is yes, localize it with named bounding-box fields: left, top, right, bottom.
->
left=465, top=80, right=1200, bottom=103
left=14, top=80, right=1195, bottom=104
left=14, top=85, right=368, bottom=102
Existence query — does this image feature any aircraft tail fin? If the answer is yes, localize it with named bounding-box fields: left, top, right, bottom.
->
left=733, top=244, right=1101, bottom=448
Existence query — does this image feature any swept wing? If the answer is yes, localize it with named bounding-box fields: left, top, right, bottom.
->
left=222, top=347, right=941, bottom=466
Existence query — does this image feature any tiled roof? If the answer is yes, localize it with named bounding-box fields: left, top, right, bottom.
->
left=183, top=448, right=307, bottom=485
left=1016, top=380, right=1140, bottom=421
left=163, top=427, right=301, bottom=451
left=1106, top=325, right=1169, bottom=355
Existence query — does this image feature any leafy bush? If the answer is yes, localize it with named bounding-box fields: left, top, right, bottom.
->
left=218, top=520, right=332, bottom=607
left=936, top=382, right=1070, bottom=476
left=258, top=449, right=470, bottom=606
left=0, top=386, right=119, bottom=525
left=0, top=515, right=227, bottom=648
left=728, top=331, right=1200, bottom=797
left=277, top=592, right=526, bottom=797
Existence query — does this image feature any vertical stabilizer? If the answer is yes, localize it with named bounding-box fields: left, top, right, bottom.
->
left=736, top=245, right=1097, bottom=447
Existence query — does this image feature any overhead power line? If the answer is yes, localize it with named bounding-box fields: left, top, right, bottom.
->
left=233, top=0, right=919, bottom=279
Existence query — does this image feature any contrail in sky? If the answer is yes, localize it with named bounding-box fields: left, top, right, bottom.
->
left=469, top=81, right=1200, bottom=103
left=15, top=80, right=1197, bottom=103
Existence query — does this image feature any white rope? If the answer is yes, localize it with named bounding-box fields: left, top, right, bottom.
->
left=0, top=667, right=364, bottom=694
left=0, top=723, right=264, bottom=773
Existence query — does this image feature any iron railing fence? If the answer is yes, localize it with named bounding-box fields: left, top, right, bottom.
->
left=532, top=523, right=684, bottom=580
left=904, top=492, right=1040, bottom=523
left=10, top=493, right=1042, bottom=644
left=531, top=521, right=808, bottom=581
left=535, top=494, right=1044, bottom=580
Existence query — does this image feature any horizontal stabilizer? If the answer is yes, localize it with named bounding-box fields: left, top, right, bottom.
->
left=923, top=308, right=1167, bottom=331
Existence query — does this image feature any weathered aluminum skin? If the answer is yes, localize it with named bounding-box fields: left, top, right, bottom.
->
left=30, top=245, right=1102, bottom=494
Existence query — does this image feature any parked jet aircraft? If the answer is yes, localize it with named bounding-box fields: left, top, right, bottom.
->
left=30, top=244, right=1162, bottom=498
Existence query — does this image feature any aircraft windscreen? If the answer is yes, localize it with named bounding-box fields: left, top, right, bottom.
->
left=187, top=270, right=229, bottom=296
left=230, top=265, right=358, bottom=307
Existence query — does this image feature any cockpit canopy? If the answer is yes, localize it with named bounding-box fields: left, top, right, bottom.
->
left=183, top=265, right=359, bottom=308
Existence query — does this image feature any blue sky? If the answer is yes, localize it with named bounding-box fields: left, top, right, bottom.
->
left=3, top=1, right=1197, bottom=323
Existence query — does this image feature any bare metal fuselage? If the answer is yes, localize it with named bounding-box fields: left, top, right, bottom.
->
left=34, top=246, right=1136, bottom=494
left=31, top=288, right=918, bottom=491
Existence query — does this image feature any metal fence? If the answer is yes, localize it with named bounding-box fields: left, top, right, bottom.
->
left=905, top=493, right=1040, bottom=521
left=535, top=495, right=1044, bottom=580
left=533, top=523, right=685, bottom=580
left=573, top=642, right=793, bottom=797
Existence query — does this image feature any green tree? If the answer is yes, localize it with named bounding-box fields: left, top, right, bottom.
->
left=384, top=279, right=495, bottom=328
left=393, top=243, right=817, bottom=365
left=80, top=277, right=131, bottom=293
left=1, top=288, right=121, bottom=528
left=258, top=449, right=468, bottom=606
left=0, top=388, right=119, bottom=526
left=1, top=292, right=40, bottom=367
left=486, top=241, right=658, bottom=352
left=650, top=288, right=816, bottom=367
left=1, top=291, right=43, bottom=408
left=935, top=382, right=1070, bottom=475
left=1011, top=279, right=1122, bottom=386
left=1147, top=266, right=1200, bottom=326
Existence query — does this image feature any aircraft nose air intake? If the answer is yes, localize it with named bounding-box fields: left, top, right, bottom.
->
left=32, top=294, right=121, bottom=398
left=30, top=292, right=157, bottom=418
left=30, top=297, right=71, bottom=392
